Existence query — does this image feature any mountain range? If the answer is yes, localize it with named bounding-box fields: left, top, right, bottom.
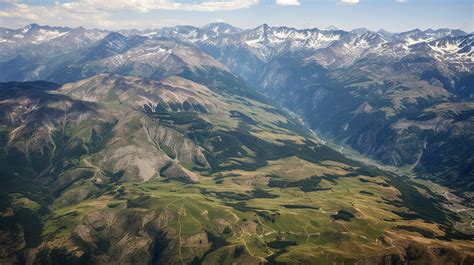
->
left=0, top=23, right=473, bottom=264
left=1, top=23, right=472, bottom=191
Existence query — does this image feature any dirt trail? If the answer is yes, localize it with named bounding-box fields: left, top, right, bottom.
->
left=239, top=232, right=267, bottom=262
left=83, top=157, right=102, bottom=181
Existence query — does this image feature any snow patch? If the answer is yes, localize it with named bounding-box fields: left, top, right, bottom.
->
left=32, top=29, right=68, bottom=44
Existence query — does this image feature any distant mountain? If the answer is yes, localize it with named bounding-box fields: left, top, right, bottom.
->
left=0, top=23, right=108, bottom=61
left=0, top=23, right=72, bottom=45
left=394, top=28, right=468, bottom=45
left=200, top=22, right=243, bottom=34
left=351, top=27, right=370, bottom=35
left=377, top=28, right=393, bottom=37
left=0, top=31, right=230, bottom=85
left=324, top=25, right=340, bottom=31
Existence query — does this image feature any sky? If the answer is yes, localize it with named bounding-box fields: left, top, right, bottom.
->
left=0, top=0, right=472, bottom=32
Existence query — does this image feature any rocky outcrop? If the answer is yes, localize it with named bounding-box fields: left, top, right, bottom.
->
left=142, top=117, right=209, bottom=169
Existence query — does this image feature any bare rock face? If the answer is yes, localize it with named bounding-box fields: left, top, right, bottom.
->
left=97, top=114, right=206, bottom=182
left=142, top=116, right=209, bottom=169
left=101, top=144, right=169, bottom=181
left=93, top=112, right=167, bottom=182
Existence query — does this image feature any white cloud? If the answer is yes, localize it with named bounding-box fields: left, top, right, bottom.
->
left=338, top=0, right=360, bottom=5
left=395, top=0, right=407, bottom=2
left=0, top=0, right=260, bottom=29
left=276, top=0, right=300, bottom=6
left=0, top=0, right=260, bottom=17
left=59, top=0, right=260, bottom=13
